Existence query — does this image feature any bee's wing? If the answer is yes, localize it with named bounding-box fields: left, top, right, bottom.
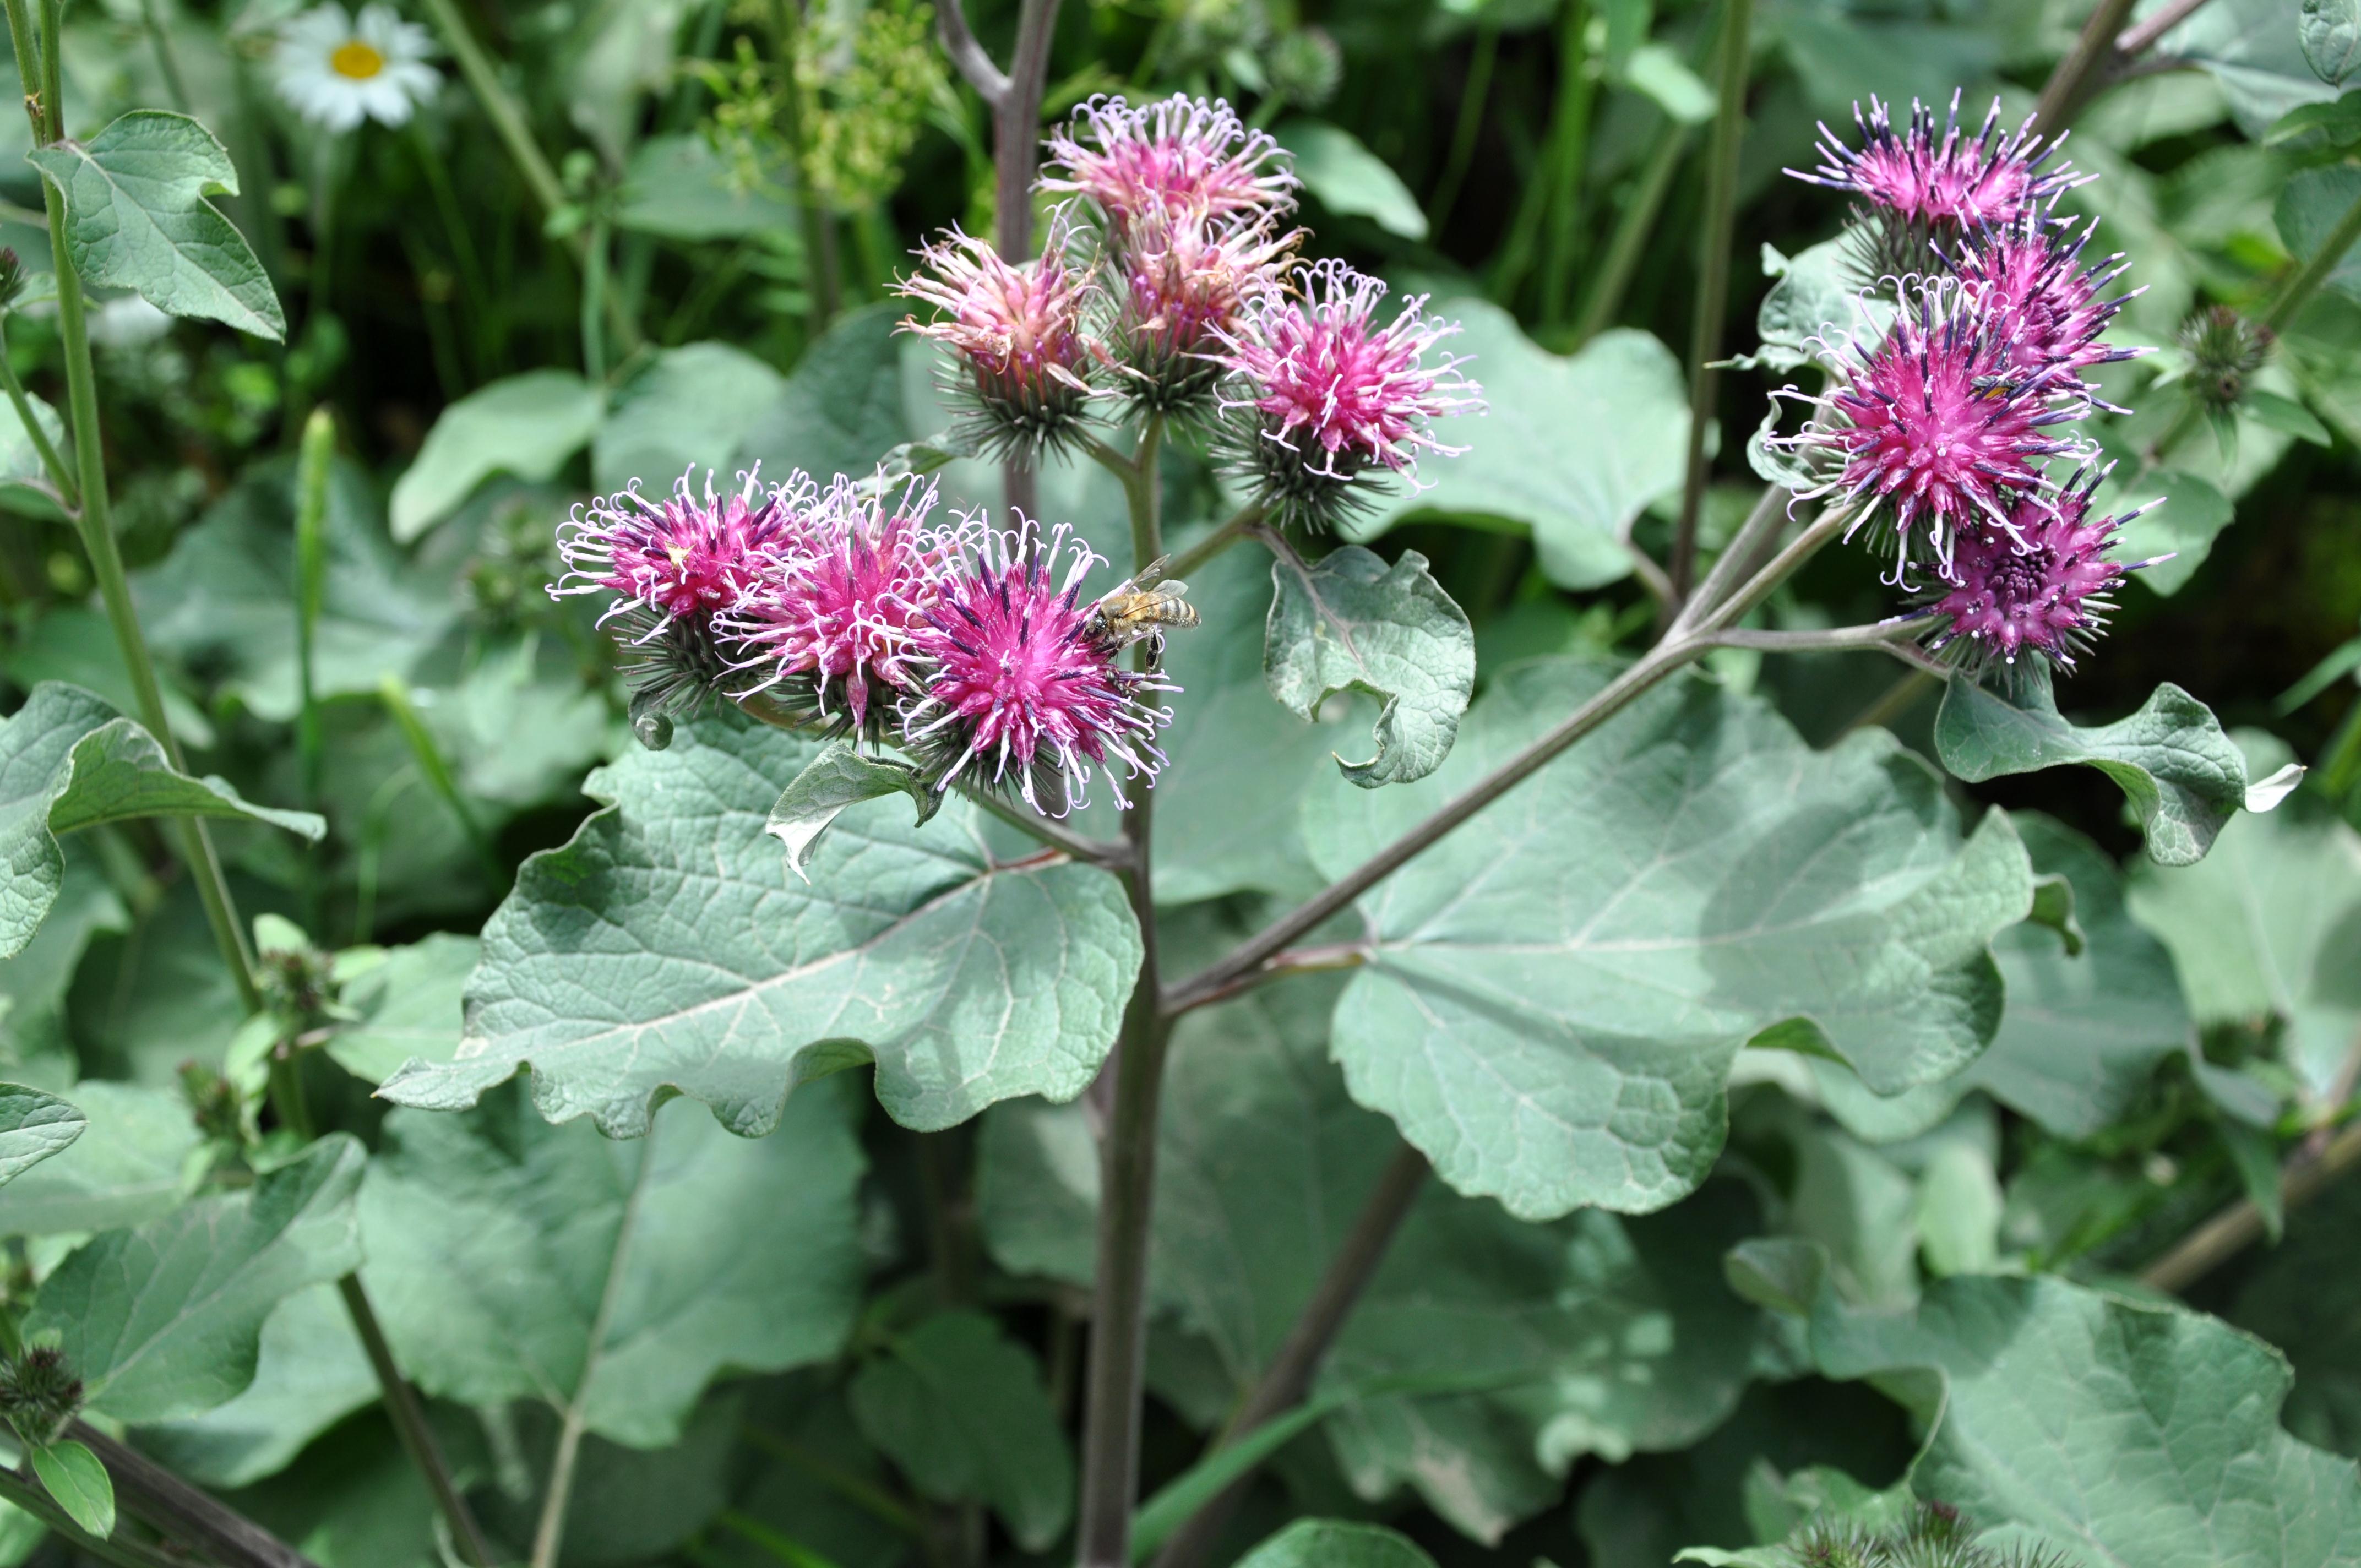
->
left=1130, top=554, right=1174, bottom=591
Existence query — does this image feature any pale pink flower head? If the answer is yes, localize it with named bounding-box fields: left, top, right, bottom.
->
left=1212, top=258, right=1482, bottom=529
left=1948, top=213, right=2141, bottom=386
left=1925, top=471, right=2156, bottom=672
left=719, top=473, right=977, bottom=738
left=1768, top=275, right=2092, bottom=582
left=1108, top=203, right=1298, bottom=416
left=1040, top=93, right=1296, bottom=236
left=551, top=466, right=810, bottom=627
left=1791, top=92, right=2084, bottom=231
left=897, top=221, right=1095, bottom=459
left=900, top=518, right=1175, bottom=815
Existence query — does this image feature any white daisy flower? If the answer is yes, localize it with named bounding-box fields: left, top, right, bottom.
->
left=273, top=3, right=439, bottom=132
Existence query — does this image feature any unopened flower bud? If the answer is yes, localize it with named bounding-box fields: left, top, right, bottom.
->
left=896, top=223, right=1095, bottom=461
left=0, top=1344, right=83, bottom=1448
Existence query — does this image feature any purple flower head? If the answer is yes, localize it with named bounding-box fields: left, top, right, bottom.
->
left=1769, top=275, right=2093, bottom=581
left=551, top=466, right=810, bottom=627
left=1038, top=94, right=1296, bottom=237
left=1925, top=471, right=2158, bottom=672
left=1107, top=203, right=1299, bottom=415
left=897, top=221, right=1095, bottom=460
left=1791, top=91, right=2084, bottom=231
left=901, top=518, right=1175, bottom=814
left=720, top=474, right=978, bottom=738
left=1212, top=258, right=1482, bottom=528
left=1947, top=213, right=2141, bottom=386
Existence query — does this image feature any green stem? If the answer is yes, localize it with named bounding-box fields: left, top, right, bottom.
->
left=1162, top=501, right=1263, bottom=582
left=1570, top=119, right=1693, bottom=346
left=33, top=6, right=260, bottom=1011
left=407, top=122, right=492, bottom=377
left=1537, top=0, right=1598, bottom=329
left=1668, top=0, right=1752, bottom=603
left=137, top=0, right=191, bottom=113
left=2032, top=0, right=2140, bottom=134
left=1, top=0, right=41, bottom=144
left=580, top=214, right=610, bottom=381
left=0, top=315, right=75, bottom=505
left=0, top=1467, right=187, bottom=1568
left=1426, top=22, right=1497, bottom=235
left=414, top=0, right=641, bottom=354
left=1489, top=0, right=1592, bottom=309
left=378, top=674, right=502, bottom=884
left=769, top=0, right=839, bottom=332
left=1071, top=413, right=1171, bottom=1568
left=2265, top=184, right=2361, bottom=334
left=293, top=409, right=332, bottom=932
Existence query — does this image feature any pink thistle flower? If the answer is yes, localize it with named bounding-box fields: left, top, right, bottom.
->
left=1039, top=93, right=1296, bottom=235
left=1790, top=91, right=2084, bottom=231
left=1768, top=275, right=2093, bottom=582
left=1211, top=258, right=1481, bottom=529
left=551, top=466, right=811, bottom=627
left=1107, top=203, right=1299, bottom=415
left=719, top=474, right=978, bottom=738
left=901, top=518, right=1175, bottom=814
left=1947, top=213, right=2142, bottom=386
left=1925, top=471, right=2159, bottom=671
left=897, top=221, right=1095, bottom=459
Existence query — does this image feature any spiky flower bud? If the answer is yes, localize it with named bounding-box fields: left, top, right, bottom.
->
left=258, top=940, right=338, bottom=1033
left=1106, top=204, right=1298, bottom=418
left=900, top=516, right=1178, bottom=815
left=897, top=222, right=1096, bottom=461
left=720, top=473, right=976, bottom=739
left=1039, top=93, right=1297, bottom=237
left=2178, top=303, right=2272, bottom=412
left=0, top=1344, right=83, bottom=1447
left=1766, top=274, right=2093, bottom=582
left=1211, top=258, right=1481, bottom=530
left=0, top=248, right=25, bottom=312
left=1265, top=28, right=1342, bottom=110
left=179, top=1059, right=245, bottom=1145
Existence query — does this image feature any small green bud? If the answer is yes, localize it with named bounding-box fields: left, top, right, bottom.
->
left=0, top=248, right=25, bottom=311
left=0, top=1344, right=84, bottom=1448
left=1265, top=28, right=1342, bottom=110
left=179, top=1059, right=244, bottom=1145
left=2179, top=304, right=2271, bottom=411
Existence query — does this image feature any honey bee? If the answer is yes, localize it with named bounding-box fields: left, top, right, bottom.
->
left=1088, top=556, right=1200, bottom=668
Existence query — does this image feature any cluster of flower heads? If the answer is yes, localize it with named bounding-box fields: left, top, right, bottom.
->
left=553, top=467, right=1176, bottom=814
left=1770, top=91, right=2161, bottom=676
left=897, top=92, right=1481, bottom=529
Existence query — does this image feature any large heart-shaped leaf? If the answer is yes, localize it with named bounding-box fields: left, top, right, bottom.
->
left=1805, top=1273, right=2361, bottom=1566
left=377, top=710, right=1141, bottom=1136
left=979, top=944, right=1762, bottom=1543
left=1306, top=658, right=2036, bottom=1219
left=387, top=370, right=603, bottom=542
left=25, top=1136, right=365, bottom=1423
left=0, top=684, right=323, bottom=958
left=359, top=1081, right=864, bottom=1447
left=1347, top=306, right=1688, bottom=591
left=27, top=109, right=284, bottom=339
left=1933, top=667, right=2292, bottom=866
left=133, top=1283, right=377, bottom=1489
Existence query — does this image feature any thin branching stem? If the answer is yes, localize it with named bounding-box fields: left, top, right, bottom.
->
left=1669, top=0, right=1753, bottom=603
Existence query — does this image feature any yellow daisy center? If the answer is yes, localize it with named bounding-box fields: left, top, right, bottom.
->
left=329, top=39, right=385, bottom=80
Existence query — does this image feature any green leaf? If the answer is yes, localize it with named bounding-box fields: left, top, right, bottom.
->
left=0, top=384, right=67, bottom=522
left=738, top=302, right=913, bottom=484
left=0, top=1081, right=197, bottom=1236
left=325, top=932, right=479, bottom=1085
left=387, top=369, right=603, bottom=542
left=2127, top=793, right=2361, bottom=1097
left=1275, top=119, right=1429, bottom=240
left=29, top=1440, right=113, bottom=1538
left=847, top=1310, right=1074, bottom=1549
left=359, top=1081, right=865, bottom=1447
left=2158, top=0, right=2338, bottom=138
left=2248, top=388, right=2335, bottom=444
left=1932, top=666, right=2276, bottom=867
left=1622, top=42, right=1716, bottom=123
left=2304, top=0, right=2361, bottom=84
left=1807, top=1272, right=2361, bottom=1565
left=130, top=1283, right=376, bottom=1489
left=2267, top=93, right=2361, bottom=150
left=1912, top=1141, right=2001, bottom=1277
left=2230, top=1167, right=2361, bottom=1456
left=2279, top=165, right=2361, bottom=312
left=2102, top=464, right=2233, bottom=596
left=478, top=1392, right=745, bottom=1567
left=766, top=743, right=941, bottom=882
left=1966, top=814, right=2195, bottom=1137
left=0, top=1084, right=81, bottom=1185
left=978, top=945, right=1762, bottom=1543
left=25, top=110, right=283, bottom=340
left=1234, top=1521, right=1438, bottom=1568
left=1737, top=235, right=1887, bottom=376
left=0, top=684, right=323, bottom=957
left=377, top=710, right=1141, bottom=1136
left=1347, top=305, right=1687, bottom=592
left=1307, top=658, right=2036, bottom=1219
left=594, top=342, right=787, bottom=496
left=618, top=134, right=801, bottom=241
left=26, top=1136, right=365, bottom=1423
left=1264, top=545, right=1475, bottom=787
left=0, top=843, right=126, bottom=1069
